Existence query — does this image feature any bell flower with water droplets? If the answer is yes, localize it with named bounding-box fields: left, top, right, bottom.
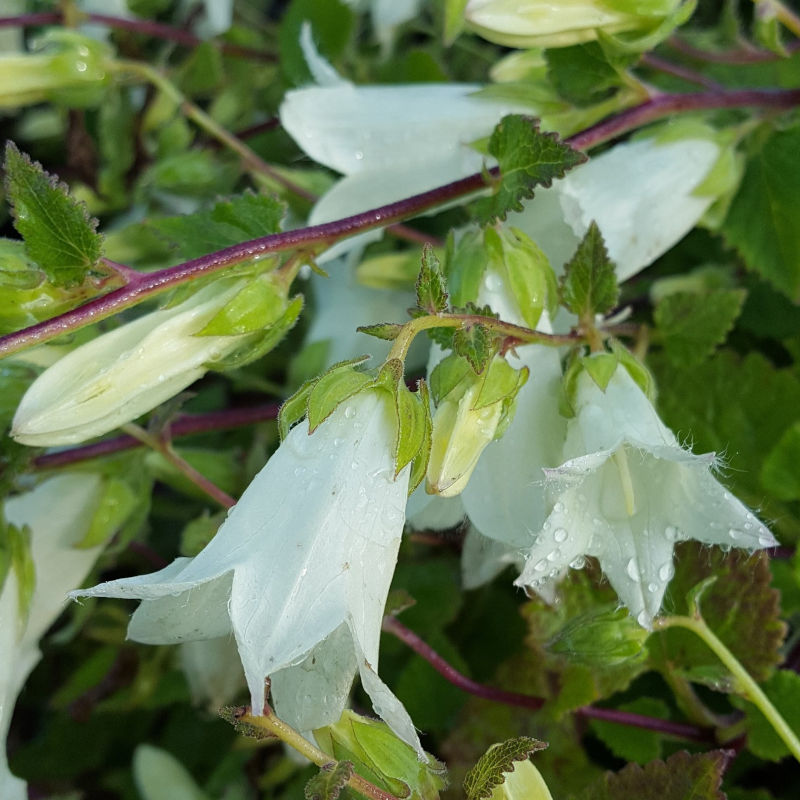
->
left=515, top=358, right=777, bottom=628
left=12, top=278, right=286, bottom=447
left=1, top=474, right=106, bottom=800
left=71, top=388, right=424, bottom=754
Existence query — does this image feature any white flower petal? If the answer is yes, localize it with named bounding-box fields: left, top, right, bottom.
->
left=180, top=638, right=245, bottom=711
left=462, top=526, right=523, bottom=590
left=405, top=488, right=466, bottom=532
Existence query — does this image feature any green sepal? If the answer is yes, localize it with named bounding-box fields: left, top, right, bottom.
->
left=416, top=243, right=449, bottom=314
left=463, top=737, right=548, bottom=800
left=4, top=141, right=104, bottom=288
left=547, top=604, right=649, bottom=667
left=314, top=709, right=448, bottom=800
left=443, top=0, right=469, bottom=44
left=307, top=359, right=375, bottom=433
left=6, top=521, right=35, bottom=633
left=474, top=358, right=529, bottom=411
left=613, top=341, right=655, bottom=401
left=559, top=351, right=584, bottom=418
left=304, top=760, right=354, bottom=800
left=357, top=322, right=405, bottom=342
left=279, top=377, right=320, bottom=439
left=198, top=278, right=288, bottom=336
left=75, top=478, right=138, bottom=550
left=685, top=575, right=718, bottom=619
left=581, top=353, right=619, bottom=392
left=394, top=379, right=428, bottom=478
left=356, top=250, right=424, bottom=291
left=430, top=354, right=473, bottom=405
left=408, top=381, right=433, bottom=495
left=210, top=294, right=304, bottom=371
left=560, top=221, right=619, bottom=320
left=446, top=229, right=487, bottom=308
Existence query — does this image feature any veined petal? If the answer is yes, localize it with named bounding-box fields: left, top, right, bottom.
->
left=180, top=638, right=245, bottom=711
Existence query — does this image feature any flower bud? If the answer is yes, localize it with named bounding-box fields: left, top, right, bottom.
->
left=12, top=278, right=287, bottom=446
left=465, top=0, right=683, bottom=49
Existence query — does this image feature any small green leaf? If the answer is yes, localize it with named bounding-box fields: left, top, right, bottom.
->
left=474, top=357, right=528, bottom=410
left=654, top=289, right=746, bottom=366
left=471, top=115, right=586, bottom=224
left=430, top=354, right=472, bottom=404
left=408, top=380, right=433, bottom=494
left=733, top=669, right=800, bottom=761
left=580, top=353, right=619, bottom=393
left=150, top=192, right=285, bottom=261
left=443, top=0, right=469, bottom=44
left=198, top=278, right=287, bottom=336
left=279, top=376, right=319, bottom=439
left=394, top=384, right=427, bottom=477
left=464, top=737, right=547, bottom=800
left=8, top=521, right=35, bottom=631
left=357, top=322, right=405, bottom=342
left=560, top=222, right=619, bottom=319
left=546, top=42, right=630, bottom=107
left=573, top=749, right=729, bottom=800
left=4, top=141, right=103, bottom=287
left=722, top=123, right=800, bottom=300
left=307, top=363, right=374, bottom=432
left=453, top=324, right=493, bottom=374
left=446, top=229, right=486, bottom=308
left=304, top=760, right=354, bottom=800
left=416, top=244, right=449, bottom=314
left=762, top=421, right=800, bottom=500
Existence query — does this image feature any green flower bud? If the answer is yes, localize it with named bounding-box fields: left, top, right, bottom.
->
left=489, top=759, right=553, bottom=800
left=0, top=31, right=111, bottom=109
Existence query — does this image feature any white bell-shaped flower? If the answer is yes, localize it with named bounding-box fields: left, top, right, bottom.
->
left=72, top=390, right=422, bottom=753
left=515, top=362, right=777, bottom=627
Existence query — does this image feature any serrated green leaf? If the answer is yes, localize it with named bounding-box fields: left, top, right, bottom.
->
left=545, top=43, right=628, bottom=107
left=279, top=376, right=319, bottom=439
left=416, top=244, right=449, bottom=314
left=357, top=322, right=405, bottom=342
left=4, top=141, right=103, bottom=287
left=307, top=364, right=374, bottom=432
left=733, top=669, right=800, bottom=761
left=453, top=324, right=493, bottom=374
left=573, top=749, right=729, bottom=800
left=75, top=478, right=137, bottom=549
left=304, top=760, right=354, bottom=800
left=149, top=192, right=285, bottom=261
left=654, top=289, right=745, bottom=366
left=589, top=698, right=669, bottom=765
left=761, top=420, right=800, bottom=500
left=722, top=124, right=800, bottom=300
left=471, top=115, right=586, bottom=224
left=648, top=542, right=786, bottom=688
left=464, top=737, right=547, bottom=800
left=560, top=222, right=619, bottom=319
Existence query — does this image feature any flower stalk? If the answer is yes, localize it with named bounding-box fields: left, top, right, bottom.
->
left=654, top=614, right=800, bottom=762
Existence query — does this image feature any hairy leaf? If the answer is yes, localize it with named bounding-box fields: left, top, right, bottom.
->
left=589, top=698, right=669, bottom=765
left=416, top=244, right=449, bottom=314
left=464, top=737, right=547, bottom=800
left=654, top=289, right=746, bottom=366
left=4, top=141, right=103, bottom=287
left=453, top=324, right=492, bottom=374
left=560, top=222, right=619, bottom=318
left=546, top=43, right=628, bottom=106
left=471, top=115, right=586, bottom=224
left=305, top=761, right=354, bottom=800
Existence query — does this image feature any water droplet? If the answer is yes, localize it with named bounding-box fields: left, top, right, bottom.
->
left=744, top=522, right=753, bottom=531
left=547, top=549, right=560, bottom=562
left=729, top=528, right=742, bottom=540
left=664, top=525, right=678, bottom=541
left=534, top=559, right=547, bottom=572
left=553, top=528, right=568, bottom=543
left=351, top=461, right=359, bottom=470
left=647, top=582, right=658, bottom=593
left=758, top=532, right=775, bottom=547
left=553, top=501, right=565, bottom=513
left=482, top=272, right=502, bottom=291
left=293, top=466, right=306, bottom=477
left=626, top=558, right=639, bottom=581
left=542, top=520, right=550, bottom=530
left=334, top=437, right=345, bottom=447
left=658, top=562, right=674, bottom=581
left=569, top=556, right=586, bottom=569
left=344, top=406, right=357, bottom=419
left=354, top=150, right=364, bottom=160
left=637, top=610, right=650, bottom=627
left=75, top=60, right=87, bottom=73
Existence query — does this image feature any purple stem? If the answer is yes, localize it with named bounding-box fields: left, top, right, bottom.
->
left=383, top=616, right=712, bottom=743
left=0, top=12, right=275, bottom=61
left=1, top=85, right=799, bottom=360
left=639, top=53, right=725, bottom=91
left=33, top=402, right=281, bottom=469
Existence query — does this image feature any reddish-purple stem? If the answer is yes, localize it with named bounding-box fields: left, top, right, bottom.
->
left=33, top=402, right=281, bottom=469
left=1, top=86, right=799, bottom=360
left=382, top=616, right=713, bottom=743
left=639, top=53, right=725, bottom=91
left=0, top=12, right=275, bottom=61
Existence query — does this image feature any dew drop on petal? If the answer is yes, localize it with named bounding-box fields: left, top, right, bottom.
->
left=553, top=501, right=565, bottom=513
left=729, top=528, right=742, bottom=541
left=344, top=406, right=357, bottom=419
left=647, top=582, right=658, bottom=593
left=637, top=610, right=650, bottom=627
left=293, top=466, right=306, bottom=478
left=569, top=556, right=586, bottom=569
left=534, top=559, right=547, bottom=572
left=658, top=562, right=674, bottom=582
left=553, top=528, right=568, bottom=543
left=758, top=532, right=775, bottom=547
left=664, top=525, right=678, bottom=541
left=547, top=549, right=560, bottom=562
left=626, top=558, right=639, bottom=581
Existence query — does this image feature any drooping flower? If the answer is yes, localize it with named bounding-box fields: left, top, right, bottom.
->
left=71, top=389, right=423, bottom=753
left=1, top=474, right=105, bottom=800
left=12, top=278, right=291, bottom=446
left=515, top=359, right=777, bottom=627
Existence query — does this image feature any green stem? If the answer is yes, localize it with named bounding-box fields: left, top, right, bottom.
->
left=235, top=707, right=401, bottom=800
left=654, top=614, right=800, bottom=762
left=109, top=60, right=314, bottom=202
